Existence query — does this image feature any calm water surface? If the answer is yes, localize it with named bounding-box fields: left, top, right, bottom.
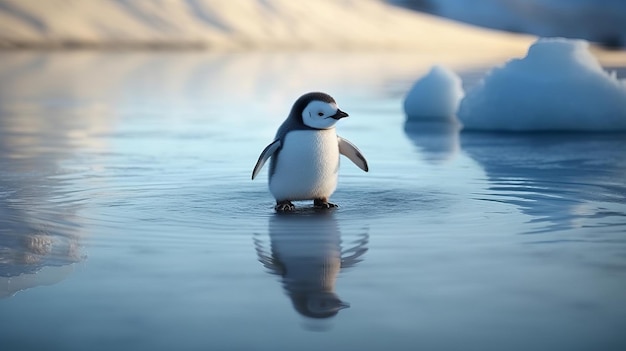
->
left=1, top=52, right=625, bottom=351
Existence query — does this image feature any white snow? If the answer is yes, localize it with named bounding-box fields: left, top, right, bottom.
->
left=0, top=0, right=531, bottom=52
left=458, top=38, right=626, bottom=131
left=403, top=65, right=464, bottom=121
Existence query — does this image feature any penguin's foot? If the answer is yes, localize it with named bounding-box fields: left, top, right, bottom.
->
left=275, top=200, right=295, bottom=212
left=314, top=198, right=338, bottom=209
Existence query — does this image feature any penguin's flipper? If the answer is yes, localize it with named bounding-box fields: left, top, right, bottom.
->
left=252, top=139, right=281, bottom=180
left=338, top=136, right=369, bottom=172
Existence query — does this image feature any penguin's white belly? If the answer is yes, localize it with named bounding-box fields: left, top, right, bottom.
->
left=270, top=129, right=340, bottom=201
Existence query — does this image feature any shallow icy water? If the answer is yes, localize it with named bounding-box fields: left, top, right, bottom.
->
left=1, top=52, right=625, bottom=351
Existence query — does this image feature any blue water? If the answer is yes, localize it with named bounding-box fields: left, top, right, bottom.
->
left=1, top=52, right=625, bottom=351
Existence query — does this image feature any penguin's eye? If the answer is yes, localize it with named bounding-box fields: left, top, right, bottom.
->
left=317, top=112, right=324, bottom=117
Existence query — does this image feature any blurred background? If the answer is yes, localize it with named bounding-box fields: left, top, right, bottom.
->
left=0, top=0, right=624, bottom=50
left=389, top=0, right=626, bottom=48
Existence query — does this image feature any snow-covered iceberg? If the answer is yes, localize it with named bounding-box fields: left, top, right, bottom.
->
left=458, top=38, right=626, bottom=131
left=403, top=65, right=464, bottom=121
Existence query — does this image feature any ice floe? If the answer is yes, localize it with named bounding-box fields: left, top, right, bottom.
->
left=403, top=65, right=464, bottom=121
left=457, top=38, right=626, bottom=131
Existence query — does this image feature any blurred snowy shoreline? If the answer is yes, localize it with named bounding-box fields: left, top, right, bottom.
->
left=1, top=0, right=624, bottom=52
left=0, top=0, right=533, bottom=55
left=1, top=0, right=624, bottom=69
left=0, top=0, right=530, bottom=54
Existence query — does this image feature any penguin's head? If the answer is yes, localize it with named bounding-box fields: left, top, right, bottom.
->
left=290, top=291, right=350, bottom=319
left=291, top=92, right=349, bottom=130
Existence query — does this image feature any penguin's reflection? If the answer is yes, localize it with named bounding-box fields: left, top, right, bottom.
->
left=255, top=211, right=368, bottom=319
left=403, top=120, right=461, bottom=164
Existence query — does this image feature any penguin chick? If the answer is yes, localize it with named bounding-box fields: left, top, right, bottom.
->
left=252, top=92, right=368, bottom=212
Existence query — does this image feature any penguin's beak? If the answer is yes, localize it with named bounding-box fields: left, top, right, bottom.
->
left=330, top=109, right=349, bottom=120
left=337, top=301, right=350, bottom=310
